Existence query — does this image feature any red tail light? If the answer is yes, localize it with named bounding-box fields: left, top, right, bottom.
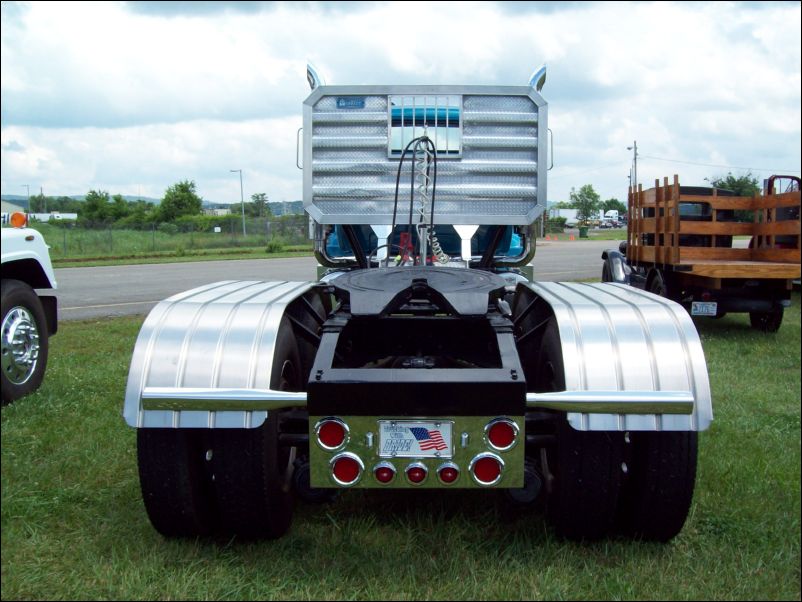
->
left=405, top=462, right=428, bottom=484
left=486, top=418, right=518, bottom=451
left=470, top=453, right=504, bottom=486
left=331, top=453, right=363, bottom=486
left=316, top=418, right=348, bottom=450
left=374, top=462, right=396, bottom=484
left=437, top=463, right=460, bottom=484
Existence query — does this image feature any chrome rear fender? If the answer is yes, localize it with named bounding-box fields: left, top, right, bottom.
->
left=518, top=281, right=712, bottom=431
left=123, top=280, right=315, bottom=429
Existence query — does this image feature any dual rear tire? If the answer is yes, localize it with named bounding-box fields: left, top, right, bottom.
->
left=137, top=317, right=299, bottom=539
left=537, top=318, right=697, bottom=541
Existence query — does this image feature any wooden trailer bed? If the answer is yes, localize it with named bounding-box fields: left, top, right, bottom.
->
left=627, top=175, right=801, bottom=286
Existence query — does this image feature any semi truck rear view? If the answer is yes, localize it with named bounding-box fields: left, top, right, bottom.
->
left=123, top=66, right=712, bottom=542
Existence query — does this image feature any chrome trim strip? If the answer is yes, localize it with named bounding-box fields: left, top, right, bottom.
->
left=141, top=387, right=307, bottom=411
left=526, top=391, right=694, bottom=414
left=139, top=387, right=696, bottom=416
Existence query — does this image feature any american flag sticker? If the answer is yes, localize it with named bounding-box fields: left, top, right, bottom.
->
left=378, top=421, right=453, bottom=458
left=409, top=427, right=448, bottom=451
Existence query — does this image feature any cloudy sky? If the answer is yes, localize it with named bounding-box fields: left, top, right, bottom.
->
left=1, top=1, right=800, bottom=208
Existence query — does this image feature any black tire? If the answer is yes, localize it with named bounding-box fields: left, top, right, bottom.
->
left=601, top=263, right=612, bottom=283
left=648, top=271, right=667, bottom=297
left=539, top=319, right=623, bottom=540
left=1, top=279, right=49, bottom=405
left=749, top=307, right=784, bottom=332
left=617, top=431, right=698, bottom=542
left=137, top=428, right=217, bottom=537
left=211, top=317, right=298, bottom=539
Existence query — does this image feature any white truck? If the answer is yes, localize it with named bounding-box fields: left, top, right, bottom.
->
left=1, top=214, right=58, bottom=404
left=123, top=66, right=711, bottom=542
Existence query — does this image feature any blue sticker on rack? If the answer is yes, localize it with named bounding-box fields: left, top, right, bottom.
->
left=336, top=97, right=366, bottom=109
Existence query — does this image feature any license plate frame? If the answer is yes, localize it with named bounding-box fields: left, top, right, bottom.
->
left=691, top=301, right=718, bottom=316
left=378, top=420, right=454, bottom=459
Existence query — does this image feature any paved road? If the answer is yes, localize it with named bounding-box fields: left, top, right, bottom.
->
left=55, top=239, right=623, bottom=321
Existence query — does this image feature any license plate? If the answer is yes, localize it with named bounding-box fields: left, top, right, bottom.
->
left=691, top=301, right=717, bottom=316
left=378, top=420, right=453, bottom=459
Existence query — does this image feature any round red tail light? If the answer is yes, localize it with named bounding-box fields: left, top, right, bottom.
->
left=486, top=418, right=518, bottom=451
left=374, top=462, right=396, bottom=484
left=316, top=418, right=348, bottom=450
left=470, top=453, right=504, bottom=486
left=437, top=462, right=460, bottom=484
left=406, top=462, right=428, bottom=484
left=331, top=453, right=363, bottom=486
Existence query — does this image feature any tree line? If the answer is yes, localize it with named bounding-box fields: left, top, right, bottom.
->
left=27, top=180, right=277, bottom=230
left=551, top=173, right=761, bottom=223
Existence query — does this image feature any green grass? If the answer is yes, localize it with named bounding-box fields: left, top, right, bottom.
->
left=51, top=247, right=313, bottom=268
left=10, top=222, right=312, bottom=267
left=2, top=300, right=800, bottom=600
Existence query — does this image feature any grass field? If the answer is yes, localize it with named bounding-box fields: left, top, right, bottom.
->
left=8, top=221, right=312, bottom=267
left=1, top=298, right=800, bottom=600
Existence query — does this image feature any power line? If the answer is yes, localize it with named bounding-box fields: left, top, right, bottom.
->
left=549, top=161, right=625, bottom=180
left=639, top=154, right=801, bottom=174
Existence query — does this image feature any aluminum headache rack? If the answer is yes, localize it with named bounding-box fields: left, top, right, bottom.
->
left=302, top=84, right=547, bottom=226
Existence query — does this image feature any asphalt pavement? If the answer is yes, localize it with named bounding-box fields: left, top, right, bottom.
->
left=55, top=238, right=623, bottom=320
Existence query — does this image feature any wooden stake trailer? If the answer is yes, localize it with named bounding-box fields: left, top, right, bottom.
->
left=602, top=175, right=801, bottom=331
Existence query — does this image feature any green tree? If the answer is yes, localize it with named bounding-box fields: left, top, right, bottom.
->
left=159, top=180, right=203, bottom=222
left=602, top=197, right=626, bottom=215
left=29, top=193, right=48, bottom=213
left=569, top=184, right=601, bottom=223
left=250, top=192, right=271, bottom=218
left=83, top=190, right=111, bottom=222
left=110, top=194, right=130, bottom=221
left=710, top=172, right=760, bottom=197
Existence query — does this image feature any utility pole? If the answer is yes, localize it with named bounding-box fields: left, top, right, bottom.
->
left=230, top=169, right=246, bottom=235
left=627, top=141, right=638, bottom=191
left=22, top=184, right=30, bottom=211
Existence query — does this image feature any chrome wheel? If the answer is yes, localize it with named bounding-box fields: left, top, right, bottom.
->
left=2, top=305, right=41, bottom=385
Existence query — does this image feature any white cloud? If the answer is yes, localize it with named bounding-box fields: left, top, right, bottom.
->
left=1, top=0, right=800, bottom=206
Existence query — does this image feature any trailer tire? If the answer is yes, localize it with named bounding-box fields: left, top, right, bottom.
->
left=137, top=428, right=217, bottom=537
left=648, top=271, right=666, bottom=297
left=749, top=307, right=783, bottom=332
left=211, top=317, right=298, bottom=539
left=1, top=279, right=49, bottom=405
left=617, top=431, right=697, bottom=541
left=540, top=319, right=623, bottom=540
